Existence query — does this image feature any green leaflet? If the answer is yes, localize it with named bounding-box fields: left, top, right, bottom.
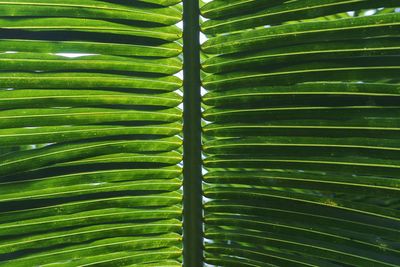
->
left=203, top=82, right=400, bottom=105
left=204, top=187, right=400, bottom=227
left=205, top=155, right=400, bottom=176
left=203, top=119, right=400, bottom=139
left=0, top=124, right=181, bottom=146
left=0, top=136, right=182, bottom=176
left=202, top=38, right=400, bottom=73
left=204, top=106, right=400, bottom=122
left=0, top=72, right=182, bottom=90
left=204, top=135, right=400, bottom=155
left=203, top=63, right=400, bottom=90
left=206, top=230, right=399, bottom=267
left=0, top=179, right=181, bottom=202
left=206, top=202, right=400, bottom=243
left=0, top=18, right=182, bottom=41
left=202, top=0, right=400, bottom=34
left=57, top=152, right=182, bottom=167
left=0, top=206, right=181, bottom=237
left=0, top=0, right=182, bottom=24
left=0, top=39, right=182, bottom=57
left=204, top=170, right=400, bottom=197
left=0, top=53, right=182, bottom=74
left=0, top=219, right=181, bottom=254
left=0, top=90, right=182, bottom=108
left=201, top=0, right=286, bottom=19
left=202, top=13, right=400, bottom=54
left=0, top=166, right=182, bottom=194
left=0, top=191, right=181, bottom=223
left=206, top=216, right=400, bottom=263
left=0, top=107, right=181, bottom=128
left=1, top=236, right=181, bottom=266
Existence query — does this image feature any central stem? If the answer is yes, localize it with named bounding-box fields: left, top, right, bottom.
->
left=182, top=0, right=203, bottom=266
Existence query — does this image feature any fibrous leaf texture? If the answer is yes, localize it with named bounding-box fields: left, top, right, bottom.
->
left=1, top=0, right=400, bottom=266
left=0, top=0, right=183, bottom=266
left=201, top=0, right=400, bottom=266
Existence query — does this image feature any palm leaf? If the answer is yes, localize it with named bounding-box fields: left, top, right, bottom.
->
left=2, top=0, right=400, bottom=266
